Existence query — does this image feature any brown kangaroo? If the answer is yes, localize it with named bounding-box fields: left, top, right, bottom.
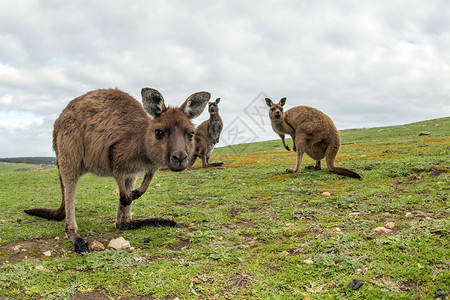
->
left=191, top=98, right=223, bottom=168
left=24, top=88, right=210, bottom=253
left=265, top=97, right=361, bottom=179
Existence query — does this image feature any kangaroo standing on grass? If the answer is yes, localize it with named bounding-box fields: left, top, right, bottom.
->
left=24, top=88, right=210, bottom=253
left=265, top=97, right=361, bottom=179
left=192, top=98, right=224, bottom=168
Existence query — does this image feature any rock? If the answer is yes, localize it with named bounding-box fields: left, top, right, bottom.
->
left=43, top=250, right=51, bottom=257
left=347, top=279, right=364, bottom=290
left=155, top=183, right=161, bottom=187
left=89, top=240, right=105, bottom=251
left=335, top=257, right=344, bottom=264
left=405, top=212, right=413, bottom=217
left=113, top=189, right=119, bottom=196
left=322, top=192, right=331, bottom=197
left=303, top=259, right=314, bottom=264
left=418, top=131, right=431, bottom=136
left=407, top=172, right=420, bottom=180
left=13, top=245, right=21, bottom=253
left=229, top=207, right=241, bottom=217
left=435, top=291, right=448, bottom=298
left=108, top=237, right=131, bottom=250
left=385, top=222, right=395, bottom=229
left=349, top=212, right=360, bottom=215
left=374, top=226, right=392, bottom=234
left=36, top=265, right=45, bottom=271
left=0, top=219, right=5, bottom=224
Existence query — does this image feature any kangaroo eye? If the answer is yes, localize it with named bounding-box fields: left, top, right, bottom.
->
left=187, top=132, right=194, bottom=141
left=155, top=130, right=165, bottom=140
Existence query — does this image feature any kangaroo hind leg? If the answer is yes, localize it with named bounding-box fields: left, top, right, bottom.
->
left=116, top=171, right=181, bottom=230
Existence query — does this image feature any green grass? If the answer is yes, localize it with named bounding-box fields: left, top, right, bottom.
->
left=0, top=162, right=44, bottom=174
left=0, top=117, right=449, bottom=299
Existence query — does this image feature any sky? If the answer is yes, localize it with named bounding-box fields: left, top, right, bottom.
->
left=0, top=0, right=449, bottom=157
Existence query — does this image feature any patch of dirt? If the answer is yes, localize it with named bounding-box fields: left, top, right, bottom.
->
left=0, top=236, right=112, bottom=265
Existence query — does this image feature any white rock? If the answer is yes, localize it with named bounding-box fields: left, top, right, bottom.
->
left=89, top=240, right=105, bottom=251
left=385, top=222, right=395, bottom=229
left=303, top=259, right=314, bottom=264
left=374, top=226, right=392, bottom=234
left=322, top=192, right=331, bottom=197
left=43, top=251, right=51, bottom=257
left=108, top=237, right=131, bottom=250
left=36, top=265, right=45, bottom=271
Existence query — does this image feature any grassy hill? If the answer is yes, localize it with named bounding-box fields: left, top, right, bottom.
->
left=0, top=117, right=448, bottom=299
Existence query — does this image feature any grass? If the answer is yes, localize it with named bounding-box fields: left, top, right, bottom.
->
left=0, top=117, right=448, bottom=299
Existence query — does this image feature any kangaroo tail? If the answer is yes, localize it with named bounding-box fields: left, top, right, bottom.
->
left=331, top=167, right=362, bottom=179
left=24, top=207, right=65, bottom=221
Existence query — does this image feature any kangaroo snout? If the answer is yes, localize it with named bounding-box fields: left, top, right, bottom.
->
left=168, top=150, right=189, bottom=171
left=274, top=111, right=282, bottom=119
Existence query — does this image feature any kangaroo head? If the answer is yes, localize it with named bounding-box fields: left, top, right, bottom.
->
left=142, top=88, right=210, bottom=171
left=208, top=98, right=220, bottom=115
left=265, top=97, right=286, bottom=120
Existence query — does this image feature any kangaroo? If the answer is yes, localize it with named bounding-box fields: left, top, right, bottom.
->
left=24, top=88, right=210, bottom=253
left=265, top=97, right=361, bottom=179
left=191, top=98, right=224, bottom=168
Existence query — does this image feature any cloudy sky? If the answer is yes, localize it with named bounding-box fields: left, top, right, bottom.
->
left=1, top=0, right=449, bottom=157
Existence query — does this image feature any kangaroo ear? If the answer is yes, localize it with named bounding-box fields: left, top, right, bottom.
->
left=215, top=98, right=221, bottom=104
left=279, top=97, right=287, bottom=106
left=180, top=91, right=211, bottom=119
left=265, top=98, right=273, bottom=107
left=141, top=88, right=167, bottom=118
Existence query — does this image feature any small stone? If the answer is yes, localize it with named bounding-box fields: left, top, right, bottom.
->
left=418, top=131, right=431, bottom=136
left=335, top=257, right=344, bottom=264
left=322, top=192, right=331, bottom=197
left=43, top=251, right=51, bottom=257
left=113, top=189, right=119, bottom=196
left=374, top=226, right=392, bottom=234
left=36, top=265, right=45, bottom=271
left=13, top=245, right=21, bottom=253
left=435, top=291, right=448, bottom=298
left=405, top=212, right=413, bottom=217
left=54, top=237, right=60, bottom=240
left=347, top=279, right=364, bottom=290
left=229, top=207, right=241, bottom=217
left=303, top=259, right=314, bottom=264
left=385, top=222, right=395, bottom=229
left=155, top=183, right=161, bottom=187
left=349, top=212, right=360, bottom=215
left=407, top=173, right=420, bottom=180
left=89, top=240, right=105, bottom=251
left=108, top=237, right=131, bottom=250
left=0, top=219, right=5, bottom=224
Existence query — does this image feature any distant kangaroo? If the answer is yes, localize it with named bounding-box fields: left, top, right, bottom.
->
left=265, top=97, right=361, bottom=179
left=191, top=98, right=223, bottom=168
left=25, top=88, right=210, bottom=253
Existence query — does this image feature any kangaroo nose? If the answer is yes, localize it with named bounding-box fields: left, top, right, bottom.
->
left=171, top=151, right=188, bottom=164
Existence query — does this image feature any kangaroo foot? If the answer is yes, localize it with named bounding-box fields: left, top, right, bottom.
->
left=305, top=165, right=321, bottom=170
left=286, top=168, right=300, bottom=173
left=117, top=218, right=182, bottom=230
left=202, top=162, right=224, bottom=168
left=74, top=237, right=89, bottom=254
